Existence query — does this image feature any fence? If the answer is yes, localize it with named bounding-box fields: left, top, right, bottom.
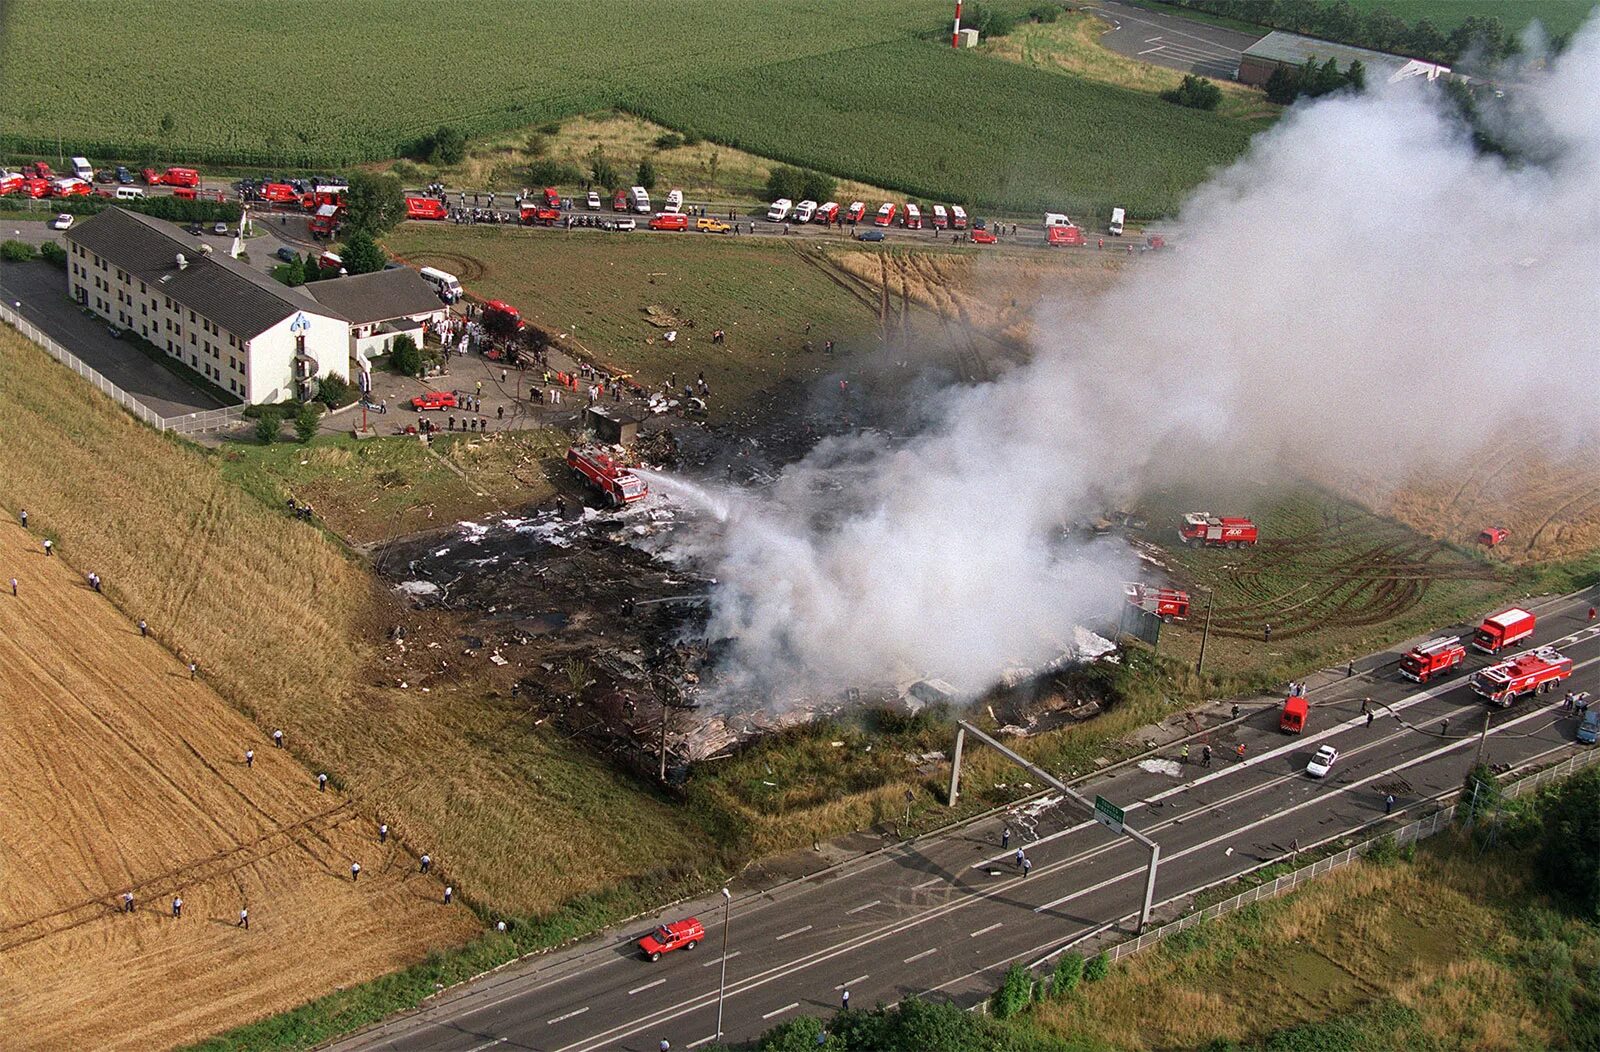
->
left=1094, top=746, right=1600, bottom=968
left=1, top=302, right=243, bottom=434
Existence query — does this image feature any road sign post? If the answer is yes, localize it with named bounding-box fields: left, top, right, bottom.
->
left=1093, top=795, right=1125, bottom=834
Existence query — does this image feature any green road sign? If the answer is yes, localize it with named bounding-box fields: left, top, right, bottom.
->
left=1094, top=795, right=1125, bottom=834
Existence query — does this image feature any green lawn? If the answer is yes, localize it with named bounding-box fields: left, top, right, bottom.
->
left=1341, top=0, right=1597, bottom=36
left=624, top=38, right=1259, bottom=217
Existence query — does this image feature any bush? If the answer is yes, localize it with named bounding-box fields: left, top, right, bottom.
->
left=636, top=156, right=657, bottom=190
left=294, top=402, right=321, bottom=443
left=254, top=412, right=281, bottom=445
left=653, top=132, right=685, bottom=150
left=1029, top=3, right=1060, bottom=22
left=589, top=147, right=619, bottom=191
left=800, top=169, right=836, bottom=204
left=1084, top=951, right=1110, bottom=983
left=767, top=164, right=806, bottom=201
left=526, top=159, right=581, bottom=187
left=965, top=1, right=1018, bottom=37
left=389, top=334, right=423, bottom=378
left=414, top=124, right=468, bottom=165
left=1161, top=74, right=1223, bottom=111
left=1536, top=767, right=1600, bottom=920
left=37, top=241, right=67, bottom=268
left=1, top=239, right=34, bottom=262
left=991, top=963, right=1033, bottom=1019
left=314, top=373, right=356, bottom=409
left=1052, top=951, right=1083, bottom=997
left=524, top=131, right=550, bottom=157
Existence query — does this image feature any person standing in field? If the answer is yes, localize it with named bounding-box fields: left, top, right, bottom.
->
left=444, top=886, right=453, bottom=905
left=379, top=823, right=388, bottom=844
left=42, top=538, right=52, bottom=556
left=139, top=619, right=148, bottom=636
left=123, top=891, right=134, bottom=913
left=420, top=854, right=431, bottom=874
left=9, top=578, right=15, bottom=597
left=172, top=896, right=183, bottom=919
left=273, top=729, right=283, bottom=748
left=245, top=749, right=254, bottom=769
left=19, top=509, right=27, bottom=529
left=318, top=773, right=328, bottom=792
left=351, top=862, right=361, bottom=882
left=238, top=907, right=249, bottom=930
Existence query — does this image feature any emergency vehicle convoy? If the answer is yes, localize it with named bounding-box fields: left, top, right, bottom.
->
left=1399, top=636, right=1467, bottom=683
left=567, top=447, right=648, bottom=506
left=1473, top=607, right=1536, bottom=653
left=1470, top=647, right=1572, bottom=706
left=1179, top=513, right=1259, bottom=549
left=1125, top=583, right=1189, bottom=621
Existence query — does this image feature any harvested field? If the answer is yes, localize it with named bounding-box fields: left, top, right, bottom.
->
left=0, top=523, right=474, bottom=1051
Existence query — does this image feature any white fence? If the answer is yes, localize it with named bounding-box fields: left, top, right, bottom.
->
left=1097, top=747, right=1600, bottom=967
left=1, top=302, right=244, bottom=434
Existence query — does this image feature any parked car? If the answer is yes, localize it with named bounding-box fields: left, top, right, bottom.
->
left=856, top=229, right=886, bottom=242
left=106, top=324, right=124, bottom=339
left=48, top=213, right=74, bottom=230
left=212, top=221, right=229, bottom=235
left=608, top=217, right=637, bottom=231
left=696, top=217, right=730, bottom=233
left=411, top=391, right=458, bottom=411
left=185, top=222, right=205, bottom=236
left=94, top=168, right=117, bottom=184
left=970, top=229, right=997, bottom=245
left=1306, top=745, right=1338, bottom=778
left=586, top=190, right=602, bottom=209
left=115, top=166, right=133, bottom=184
left=638, top=917, right=705, bottom=962
left=275, top=247, right=298, bottom=263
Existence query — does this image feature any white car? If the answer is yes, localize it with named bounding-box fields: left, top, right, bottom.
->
left=1306, top=745, right=1338, bottom=778
left=586, top=190, right=601, bottom=210
left=49, top=213, right=73, bottom=230
left=608, top=217, right=636, bottom=231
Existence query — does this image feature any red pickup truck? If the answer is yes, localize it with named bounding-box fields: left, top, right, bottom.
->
left=411, top=391, right=458, bottom=411
left=638, top=917, right=705, bottom=961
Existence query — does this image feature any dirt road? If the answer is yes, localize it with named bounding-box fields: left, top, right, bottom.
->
left=0, top=524, right=475, bottom=1050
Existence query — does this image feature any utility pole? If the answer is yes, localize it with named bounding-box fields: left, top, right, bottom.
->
left=1195, top=590, right=1215, bottom=678
left=1473, top=709, right=1493, bottom=767
left=715, top=887, right=733, bottom=1039
left=659, top=699, right=670, bottom=783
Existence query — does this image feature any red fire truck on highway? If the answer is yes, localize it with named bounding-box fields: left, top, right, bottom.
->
left=142, top=166, right=199, bottom=188
left=1472, top=607, right=1536, bottom=654
left=405, top=196, right=448, bottom=220
left=567, top=447, right=648, bottom=506
left=1179, top=513, right=1258, bottom=549
left=1125, top=583, right=1189, bottom=621
left=1470, top=647, right=1571, bottom=707
left=1398, top=636, right=1467, bottom=683
left=1047, top=224, right=1085, bottom=247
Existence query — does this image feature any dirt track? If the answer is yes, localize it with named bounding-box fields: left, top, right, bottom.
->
left=0, top=524, right=475, bottom=1050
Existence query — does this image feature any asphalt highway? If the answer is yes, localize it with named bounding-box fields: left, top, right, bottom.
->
left=331, top=592, right=1599, bottom=1052
left=1087, top=0, right=1262, bottom=80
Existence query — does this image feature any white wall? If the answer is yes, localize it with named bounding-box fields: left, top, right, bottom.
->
left=245, top=308, right=350, bottom=404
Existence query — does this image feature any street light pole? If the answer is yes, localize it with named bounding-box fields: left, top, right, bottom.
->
left=1196, top=590, right=1215, bottom=679
left=715, top=887, right=733, bottom=1040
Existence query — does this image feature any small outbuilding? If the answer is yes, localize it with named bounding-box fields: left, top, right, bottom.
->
left=585, top=405, right=642, bottom=446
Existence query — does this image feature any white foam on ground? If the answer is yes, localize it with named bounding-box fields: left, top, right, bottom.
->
left=1138, top=758, right=1183, bottom=778
left=396, top=580, right=439, bottom=596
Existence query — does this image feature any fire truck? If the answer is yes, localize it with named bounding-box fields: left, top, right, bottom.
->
left=567, top=447, right=648, bottom=506
left=1179, top=513, right=1258, bottom=549
left=309, top=203, right=341, bottom=239
left=1470, top=647, right=1572, bottom=707
left=1125, top=583, right=1189, bottom=621
left=1398, top=636, right=1467, bottom=683
left=1472, top=607, right=1535, bottom=654
left=405, top=196, right=448, bottom=220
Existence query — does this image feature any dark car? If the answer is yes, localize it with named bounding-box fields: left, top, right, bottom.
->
left=275, top=247, right=299, bottom=263
left=115, top=166, right=133, bottom=184
left=856, top=229, right=886, bottom=242
left=185, top=222, right=204, bottom=235
left=94, top=168, right=117, bottom=184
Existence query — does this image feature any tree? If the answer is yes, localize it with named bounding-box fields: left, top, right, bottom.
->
left=343, top=171, right=405, bottom=236
left=314, top=373, right=355, bottom=408
left=636, top=156, right=657, bottom=191
left=1344, top=59, right=1366, bottom=91
left=527, top=159, right=581, bottom=187
left=1052, top=951, right=1084, bottom=997
left=254, top=411, right=281, bottom=445
left=1, top=240, right=34, bottom=262
left=341, top=229, right=387, bottom=274
left=428, top=125, right=468, bottom=165
left=294, top=402, right=321, bottom=443
left=280, top=254, right=305, bottom=286
left=1264, top=64, right=1300, bottom=104
left=1407, top=18, right=1448, bottom=61
left=1537, top=767, right=1600, bottom=920
left=37, top=241, right=67, bottom=268
left=301, top=252, right=321, bottom=283
left=1084, top=951, right=1110, bottom=982
left=1161, top=73, right=1223, bottom=110
left=766, top=164, right=806, bottom=201
left=991, top=963, right=1033, bottom=1019
left=389, top=334, right=423, bottom=377
left=799, top=169, right=836, bottom=203
left=481, top=307, right=521, bottom=343
left=589, top=147, right=619, bottom=191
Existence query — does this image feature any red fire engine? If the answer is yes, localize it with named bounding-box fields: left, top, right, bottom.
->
left=1470, top=647, right=1572, bottom=707
left=309, top=203, right=341, bottom=239
left=405, top=196, right=449, bottom=220
left=1179, top=513, right=1258, bottom=549
left=1473, top=607, right=1535, bottom=654
left=1398, top=636, right=1467, bottom=683
left=567, top=447, right=648, bottom=506
left=1125, top=583, right=1189, bottom=621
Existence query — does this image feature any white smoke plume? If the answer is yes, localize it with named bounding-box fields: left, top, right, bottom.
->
left=675, top=17, right=1600, bottom=700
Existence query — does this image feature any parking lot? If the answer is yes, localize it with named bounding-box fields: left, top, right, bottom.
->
left=0, top=251, right=233, bottom=419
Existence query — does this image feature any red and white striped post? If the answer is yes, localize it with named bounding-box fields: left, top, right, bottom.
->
left=952, top=0, right=962, bottom=46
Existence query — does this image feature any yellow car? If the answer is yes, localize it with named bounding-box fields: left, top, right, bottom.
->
left=696, top=217, right=730, bottom=233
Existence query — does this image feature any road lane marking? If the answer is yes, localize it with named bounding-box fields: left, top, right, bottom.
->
left=702, top=950, right=740, bottom=967
left=904, top=948, right=939, bottom=963
left=762, top=1002, right=799, bottom=1019
left=546, top=1007, right=589, bottom=1025
left=628, top=978, right=665, bottom=995
left=462, top=1041, right=507, bottom=1052
left=1137, top=45, right=1167, bottom=54
left=970, top=922, right=1002, bottom=937
left=835, top=974, right=868, bottom=990
left=913, top=876, right=944, bottom=889
left=847, top=900, right=881, bottom=915
left=687, top=1037, right=718, bottom=1049
left=775, top=925, right=813, bottom=941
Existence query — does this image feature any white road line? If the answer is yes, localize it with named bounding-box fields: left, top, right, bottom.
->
left=462, top=1040, right=507, bottom=1052
left=903, top=947, right=939, bottom=964
left=1137, top=45, right=1167, bottom=55
left=970, top=922, right=1003, bottom=937
left=627, top=978, right=665, bottom=995
left=546, top=1007, right=589, bottom=1025
left=701, top=949, right=740, bottom=967
left=835, top=974, right=869, bottom=990
left=687, top=1036, right=718, bottom=1050
left=846, top=900, right=881, bottom=915
left=1033, top=700, right=1561, bottom=913
left=913, top=876, right=944, bottom=889
left=775, top=925, right=813, bottom=941
left=1143, top=34, right=1163, bottom=42
left=761, top=1002, right=800, bottom=1020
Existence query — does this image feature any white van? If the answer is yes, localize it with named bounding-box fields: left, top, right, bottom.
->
left=71, top=155, right=93, bottom=181
left=766, top=198, right=792, bottom=222
left=665, top=188, right=683, bottom=213
left=113, top=186, right=145, bottom=200
left=419, top=265, right=463, bottom=302
left=794, top=199, right=817, bottom=223
left=631, top=186, right=651, bottom=213
left=1043, top=212, right=1073, bottom=228
left=1109, top=207, right=1125, bottom=236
